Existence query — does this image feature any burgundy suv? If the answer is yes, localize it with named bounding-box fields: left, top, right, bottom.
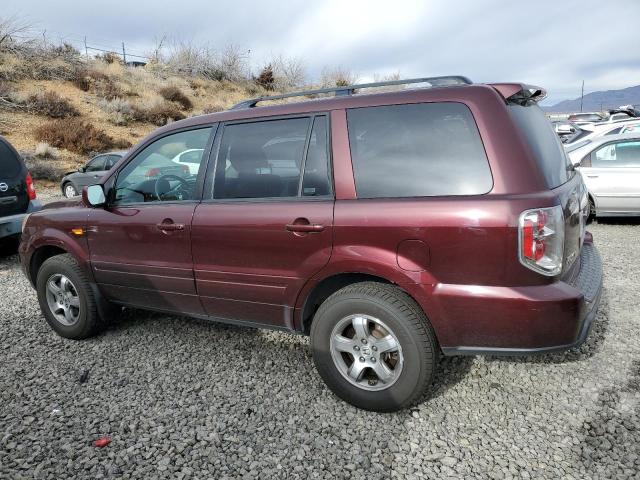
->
left=19, top=76, right=603, bottom=411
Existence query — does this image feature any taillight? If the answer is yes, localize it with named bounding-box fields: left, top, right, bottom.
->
left=145, top=167, right=161, bottom=178
left=25, top=172, right=37, bottom=200
left=518, top=206, right=564, bottom=276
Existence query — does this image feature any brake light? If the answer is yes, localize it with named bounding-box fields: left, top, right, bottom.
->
left=25, top=172, right=37, bottom=200
left=518, top=206, right=564, bottom=276
left=145, top=167, right=161, bottom=178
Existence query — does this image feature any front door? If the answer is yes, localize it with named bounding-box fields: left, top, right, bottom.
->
left=191, top=115, right=334, bottom=328
left=88, top=126, right=214, bottom=314
left=581, top=139, right=640, bottom=214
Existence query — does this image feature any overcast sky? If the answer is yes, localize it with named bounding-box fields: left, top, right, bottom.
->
left=8, top=0, right=640, bottom=104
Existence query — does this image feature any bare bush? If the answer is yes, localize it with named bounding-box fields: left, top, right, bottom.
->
left=72, top=68, right=123, bottom=99
left=159, top=85, right=193, bottom=110
left=34, top=142, right=59, bottom=159
left=320, top=66, right=358, bottom=87
left=35, top=118, right=130, bottom=154
left=270, top=55, right=306, bottom=90
left=27, top=91, right=79, bottom=118
left=97, top=97, right=135, bottom=125
left=162, top=41, right=249, bottom=82
left=0, top=81, right=26, bottom=110
left=202, top=103, right=225, bottom=114
left=132, top=98, right=186, bottom=126
left=21, top=152, right=66, bottom=181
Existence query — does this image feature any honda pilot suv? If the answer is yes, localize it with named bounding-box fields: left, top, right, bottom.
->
left=19, top=77, right=603, bottom=411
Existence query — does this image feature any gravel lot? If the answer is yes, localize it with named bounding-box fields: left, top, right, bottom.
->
left=1, top=190, right=639, bottom=479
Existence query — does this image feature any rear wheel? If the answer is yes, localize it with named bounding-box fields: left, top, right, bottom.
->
left=310, top=282, right=438, bottom=412
left=36, top=254, right=104, bottom=339
left=63, top=182, right=78, bottom=198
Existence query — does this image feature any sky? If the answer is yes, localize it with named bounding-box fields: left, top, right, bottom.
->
left=7, top=0, right=640, bottom=104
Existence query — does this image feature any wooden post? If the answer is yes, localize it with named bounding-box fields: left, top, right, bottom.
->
left=122, top=42, right=127, bottom=64
left=84, top=36, right=88, bottom=58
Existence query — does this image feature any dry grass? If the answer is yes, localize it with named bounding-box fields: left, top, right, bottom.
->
left=35, top=118, right=130, bottom=155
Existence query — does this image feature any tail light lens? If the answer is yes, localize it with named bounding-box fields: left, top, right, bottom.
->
left=25, top=172, right=37, bottom=200
left=518, top=206, right=564, bottom=276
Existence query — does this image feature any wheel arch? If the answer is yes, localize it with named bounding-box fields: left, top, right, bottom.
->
left=297, top=272, right=428, bottom=335
left=29, top=245, right=68, bottom=285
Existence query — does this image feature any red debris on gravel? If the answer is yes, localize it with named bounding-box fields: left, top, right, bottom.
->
left=93, top=437, right=111, bottom=448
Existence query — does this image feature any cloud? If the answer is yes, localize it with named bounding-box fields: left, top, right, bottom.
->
left=8, top=0, right=640, bottom=103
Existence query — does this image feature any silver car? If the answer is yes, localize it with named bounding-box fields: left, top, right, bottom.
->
left=567, top=134, right=640, bottom=217
left=60, top=151, right=126, bottom=198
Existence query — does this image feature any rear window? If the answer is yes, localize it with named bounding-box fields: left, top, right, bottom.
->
left=0, top=139, right=22, bottom=178
left=510, top=105, right=574, bottom=188
left=347, top=102, right=493, bottom=198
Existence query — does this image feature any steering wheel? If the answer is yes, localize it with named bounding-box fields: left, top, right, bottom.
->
left=154, top=174, right=190, bottom=201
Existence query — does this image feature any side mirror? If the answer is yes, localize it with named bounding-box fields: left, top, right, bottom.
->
left=78, top=166, right=86, bottom=173
left=83, top=184, right=106, bottom=207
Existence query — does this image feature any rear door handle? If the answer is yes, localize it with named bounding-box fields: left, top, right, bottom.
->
left=286, top=223, right=325, bottom=233
left=156, top=222, right=185, bottom=232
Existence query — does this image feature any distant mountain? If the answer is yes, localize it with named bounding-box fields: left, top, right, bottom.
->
left=545, top=85, right=640, bottom=113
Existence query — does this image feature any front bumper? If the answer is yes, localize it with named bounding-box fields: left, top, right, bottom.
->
left=0, top=199, right=42, bottom=239
left=437, top=238, right=603, bottom=356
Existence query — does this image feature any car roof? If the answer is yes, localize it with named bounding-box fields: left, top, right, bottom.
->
left=578, top=133, right=640, bottom=151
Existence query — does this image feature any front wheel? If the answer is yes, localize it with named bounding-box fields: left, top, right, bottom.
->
left=63, top=183, right=78, bottom=198
left=36, top=254, right=104, bottom=339
left=310, top=282, right=438, bottom=412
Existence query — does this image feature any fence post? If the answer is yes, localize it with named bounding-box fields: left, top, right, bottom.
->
left=122, top=42, right=127, bottom=64
left=84, top=36, right=88, bottom=58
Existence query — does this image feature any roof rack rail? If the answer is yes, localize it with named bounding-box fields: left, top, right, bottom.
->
left=230, top=75, right=473, bottom=110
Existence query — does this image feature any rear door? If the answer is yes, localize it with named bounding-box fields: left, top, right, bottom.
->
left=0, top=137, right=27, bottom=217
left=191, top=114, right=334, bottom=328
left=581, top=139, right=640, bottom=213
left=75, top=155, right=108, bottom=189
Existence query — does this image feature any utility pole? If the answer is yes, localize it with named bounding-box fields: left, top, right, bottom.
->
left=122, top=42, right=127, bottom=64
left=84, top=36, right=88, bottom=58
left=580, top=80, right=585, bottom=112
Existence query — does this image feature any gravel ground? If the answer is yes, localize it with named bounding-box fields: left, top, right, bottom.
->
left=0, top=189, right=639, bottom=479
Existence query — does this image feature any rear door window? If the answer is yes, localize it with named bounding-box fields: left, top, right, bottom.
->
left=347, top=102, right=492, bottom=198
left=214, top=117, right=311, bottom=199
left=0, top=140, right=22, bottom=178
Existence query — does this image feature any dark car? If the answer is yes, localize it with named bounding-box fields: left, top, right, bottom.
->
left=19, top=77, right=603, bottom=412
left=60, top=151, right=126, bottom=198
left=0, top=136, right=41, bottom=244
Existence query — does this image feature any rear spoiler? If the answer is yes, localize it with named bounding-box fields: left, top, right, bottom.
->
left=489, top=83, right=547, bottom=106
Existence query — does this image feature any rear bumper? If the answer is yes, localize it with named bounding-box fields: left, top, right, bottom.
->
left=0, top=200, right=42, bottom=239
left=436, top=239, right=603, bottom=356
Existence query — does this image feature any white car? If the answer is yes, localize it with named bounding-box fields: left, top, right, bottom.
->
left=564, top=119, right=640, bottom=147
left=567, top=133, right=640, bottom=217
left=171, top=149, right=205, bottom=175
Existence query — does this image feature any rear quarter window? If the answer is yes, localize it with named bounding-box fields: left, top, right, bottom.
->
left=0, top=139, right=22, bottom=178
left=347, top=102, right=493, bottom=198
left=509, top=104, right=574, bottom=188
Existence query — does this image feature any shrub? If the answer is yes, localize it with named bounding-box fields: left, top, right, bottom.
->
left=72, top=69, right=123, bottom=99
left=158, top=85, right=193, bottom=110
left=133, top=99, right=186, bottom=126
left=255, top=65, right=275, bottom=91
left=27, top=91, right=78, bottom=118
left=35, top=118, right=130, bottom=154
left=34, top=142, right=59, bottom=159
left=97, top=97, right=135, bottom=125
left=100, top=52, right=122, bottom=65
left=22, top=152, right=66, bottom=181
left=320, top=67, right=358, bottom=88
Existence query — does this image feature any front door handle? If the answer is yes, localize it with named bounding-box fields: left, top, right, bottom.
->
left=156, top=222, right=185, bottom=232
left=286, top=218, right=325, bottom=234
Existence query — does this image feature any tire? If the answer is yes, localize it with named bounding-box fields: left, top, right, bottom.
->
left=36, top=253, right=104, bottom=339
left=587, top=196, right=596, bottom=224
left=310, top=282, right=438, bottom=412
left=63, top=182, right=78, bottom=198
